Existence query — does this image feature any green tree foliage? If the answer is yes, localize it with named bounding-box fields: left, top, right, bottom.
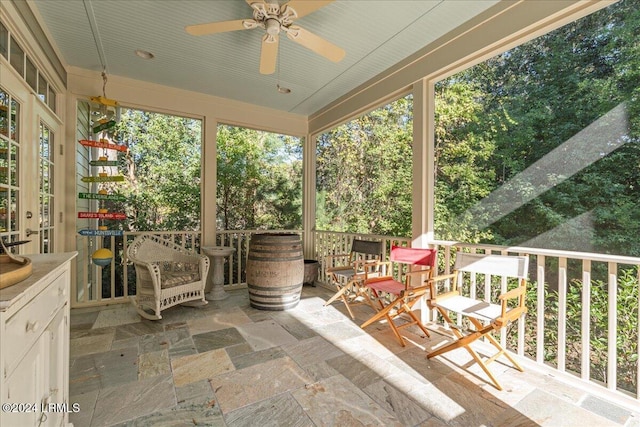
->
left=316, top=95, right=413, bottom=236
left=435, top=0, right=640, bottom=257
left=110, top=109, right=202, bottom=231
left=216, top=124, right=302, bottom=230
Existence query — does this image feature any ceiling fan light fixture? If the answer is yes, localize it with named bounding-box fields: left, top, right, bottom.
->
left=265, top=18, right=281, bottom=35
left=134, top=49, right=155, bottom=60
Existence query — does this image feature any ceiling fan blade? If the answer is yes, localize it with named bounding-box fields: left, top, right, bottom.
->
left=260, top=34, right=279, bottom=75
left=286, top=26, right=345, bottom=63
left=281, top=1, right=334, bottom=18
left=185, top=19, right=254, bottom=36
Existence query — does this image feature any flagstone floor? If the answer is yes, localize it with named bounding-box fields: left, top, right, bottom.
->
left=68, top=286, right=639, bottom=427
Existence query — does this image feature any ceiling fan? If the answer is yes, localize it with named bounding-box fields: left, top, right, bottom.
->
left=185, top=0, right=345, bottom=75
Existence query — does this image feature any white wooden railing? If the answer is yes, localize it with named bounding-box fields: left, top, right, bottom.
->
left=72, top=229, right=640, bottom=406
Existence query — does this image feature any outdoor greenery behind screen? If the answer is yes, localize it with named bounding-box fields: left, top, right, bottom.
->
left=116, top=1, right=638, bottom=261
left=319, top=0, right=639, bottom=259
left=106, top=0, right=637, bottom=393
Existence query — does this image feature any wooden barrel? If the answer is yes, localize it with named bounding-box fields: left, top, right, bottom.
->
left=246, top=233, right=304, bottom=310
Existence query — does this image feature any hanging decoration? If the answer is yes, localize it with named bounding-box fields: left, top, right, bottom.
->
left=77, top=71, right=128, bottom=265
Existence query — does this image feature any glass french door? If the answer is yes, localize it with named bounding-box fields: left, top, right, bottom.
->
left=32, top=95, right=61, bottom=254
left=1, top=67, right=61, bottom=254
left=0, top=86, right=20, bottom=247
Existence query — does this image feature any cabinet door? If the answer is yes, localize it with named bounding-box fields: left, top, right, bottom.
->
left=0, top=335, right=47, bottom=427
left=45, top=308, right=68, bottom=427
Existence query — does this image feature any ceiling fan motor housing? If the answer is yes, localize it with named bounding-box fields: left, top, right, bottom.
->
left=265, top=18, right=281, bottom=35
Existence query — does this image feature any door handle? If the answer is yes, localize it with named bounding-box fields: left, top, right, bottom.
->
left=26, top=228, right=39, bottom=237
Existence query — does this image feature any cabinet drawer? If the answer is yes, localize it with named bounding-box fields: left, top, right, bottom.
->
left=3, top=272, right=68, bottom=374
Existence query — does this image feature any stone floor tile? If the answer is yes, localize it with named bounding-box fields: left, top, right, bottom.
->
left=392, top=346, right=453, bottom=383
left=325, top=351, right=383, bottom=389
left=224, top=392, right=313, bottom=427
left=138, top=349, right=170, bottom=379
left=110, top=335, right=141, bottom=352
left=69, top=355, right=102, bottom=395
left=236, top=319, right=299, bottom=351
left=93, top=305, right=141, bottom=329
left=139, top=332, right=170, bottom=353
left=581, top=395, right=633, bottom=425
left=291, top=374, right=403, bottom=426
left=164, top=326, right=192, bottom=348
left=175, top=379, right=215, bottom=407
left=312, top=319, right=368, bottom=342
left=192, top=327, right=247, bottom=353
left=429, top=373, right=508, bottom=426
left=114, top=404, right=224, bottom=427
left=69, top=389, right=98, bottom=426
left=363, top=379, right=432, bottom=425
left=187, top=306, right=253, bottom=335
left=299, top=361, right=341, bottom=383
left=269, top=311, right=319, bottom=340
left=91, top=374, right=175, bottom=426
left=114, top=321, right=165, bottom=341
left=210, top=356, right=312, bottom=414
left=495, top=388, right=619, bottom=427
left=168, top=344, right=197, bottom=360
left=94, top=346, right=139, bottom=389
left=282, top=335, right=345, bottom=366
left=70, top=308, right=101, bottom=328
left=171, top=348, right=235, bottom=387
left=230, top=345, right=287, bottom=370
left=70, top=331, right=114, bottom=357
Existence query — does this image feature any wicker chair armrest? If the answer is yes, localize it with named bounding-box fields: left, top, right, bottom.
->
left=129, top=258, right=163, bottom=292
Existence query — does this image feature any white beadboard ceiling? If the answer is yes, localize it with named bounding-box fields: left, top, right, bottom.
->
left=31, top=0, right=499, bottom=116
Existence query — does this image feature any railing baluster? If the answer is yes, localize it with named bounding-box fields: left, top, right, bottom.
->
left=608, top=261, right=617, bottom=390
left=536, top=255, right=545, bottom=364
left=558, top=257, right=567, bottom=372
left=581, top=260, right=591, bottom=381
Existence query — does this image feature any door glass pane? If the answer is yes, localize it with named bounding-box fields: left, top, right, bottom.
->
left=10, top=99, right=19, bottom=143
left=9, top=38, right=24, bottom=77
left=10, top=189, right=18, bottom=232
left=39, top=122, right=54, bottom=253
left=0, top=139, right=7, bottom=184
left=0, top=22, right=7, bottom=59
left=0, top=185, right=7, bottom=233
left=37, top=72, right=47, bottom=104
left=26, top=57, right=37, bottom=91
left=10, top=144, right=18, bottom=186
left=0, top=90, right=7, bottom=138
left=48, top=86, right=56, bottom=112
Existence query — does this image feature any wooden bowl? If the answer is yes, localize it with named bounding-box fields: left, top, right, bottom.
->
left=0, top=254, right=33, bottom=289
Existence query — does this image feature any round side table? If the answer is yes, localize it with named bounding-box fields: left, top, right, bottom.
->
left=201, top=246, right=235, bottom=300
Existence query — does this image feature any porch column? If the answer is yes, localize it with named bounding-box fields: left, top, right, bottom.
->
left=302, top=132, right=317, bottom=259
left=413, top=78, right=435, bottom=324
left=201, top=117, right=217, bottom=247
left=412, top=78, right=435, bottom=248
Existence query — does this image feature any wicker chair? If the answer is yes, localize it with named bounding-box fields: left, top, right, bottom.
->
left=127, top=234, right=210, bottom=320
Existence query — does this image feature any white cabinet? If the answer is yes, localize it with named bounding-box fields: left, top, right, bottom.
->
left=1, top=253, right=77, bottom=427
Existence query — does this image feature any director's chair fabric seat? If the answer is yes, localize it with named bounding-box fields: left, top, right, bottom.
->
left=360, top=246, right=437, bottom=347
left=426, top=252, right=529, bottom=390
